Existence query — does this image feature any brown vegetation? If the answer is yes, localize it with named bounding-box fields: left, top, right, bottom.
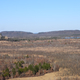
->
left=0, top=39, right=80, bottom=80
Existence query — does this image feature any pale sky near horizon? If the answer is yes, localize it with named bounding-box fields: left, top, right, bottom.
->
left=0, top=0, right=80, bottom=33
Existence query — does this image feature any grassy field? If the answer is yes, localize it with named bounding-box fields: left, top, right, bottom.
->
left=0, top=39, right=80, bottom=80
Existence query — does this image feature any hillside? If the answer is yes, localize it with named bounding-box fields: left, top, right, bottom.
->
left=0, top=39, right=80, bottom=80
left=38, top=30, right=80, bottom=36
left=0, top=31, right=33, bottom=38
left=0, top=30, right=80, bottom=39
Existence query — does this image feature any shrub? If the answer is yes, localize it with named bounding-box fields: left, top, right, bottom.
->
left=23, top=67, right=28, bottom=72
left=41, top=62, right=51, bottom=70
left=13, top=61, right=52, bottom=76
left=19, top=62, right=22, bottom=67
left=28, top=64, right=39, bottom=74
left=14, top=61, right=24, bottom=68
left=28, top=64, right=34, bottom=71
left=39, top=63, right=42, bottom=69
left=5, top=67, right=9, bottom=72
left=16, top=64, right=19, bottom=69
left=18, top=68, right=24, bottom=75
left=2, top=67, right=10, bottom=77
left=55, top=65, right=59, bottom=71
left=20, top=61, right=24, bottom=64
left=33, top=65, right=39, bottom=74
left=25, top=55, right=29, bottom=58
left=12, top=68, right=16, bottom=76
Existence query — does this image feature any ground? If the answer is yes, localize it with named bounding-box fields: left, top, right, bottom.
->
left=0, top=39, right=80, bottom=80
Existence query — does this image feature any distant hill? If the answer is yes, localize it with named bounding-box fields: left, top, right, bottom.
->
left=0, top=31, right=33, bottom=38
left=38, top=30, right=80, bottom=36
left=0, top=30, right=80, bottom=39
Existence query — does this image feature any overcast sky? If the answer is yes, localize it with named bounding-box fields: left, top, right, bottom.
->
left=0, top=0, right=80, bottom=33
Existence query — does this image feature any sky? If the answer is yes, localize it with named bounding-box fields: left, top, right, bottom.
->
left=0, top=0, right=80, bottom=33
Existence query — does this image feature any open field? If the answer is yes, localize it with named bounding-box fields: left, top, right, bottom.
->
left=0, top=39, right=80, bottom=80
left=9, top=70, right=80, bottom=80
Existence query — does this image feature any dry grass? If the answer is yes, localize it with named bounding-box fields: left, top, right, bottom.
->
left=8, top=68, right=80, bottom=80
left=0, top=39, right=80, bottom=79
